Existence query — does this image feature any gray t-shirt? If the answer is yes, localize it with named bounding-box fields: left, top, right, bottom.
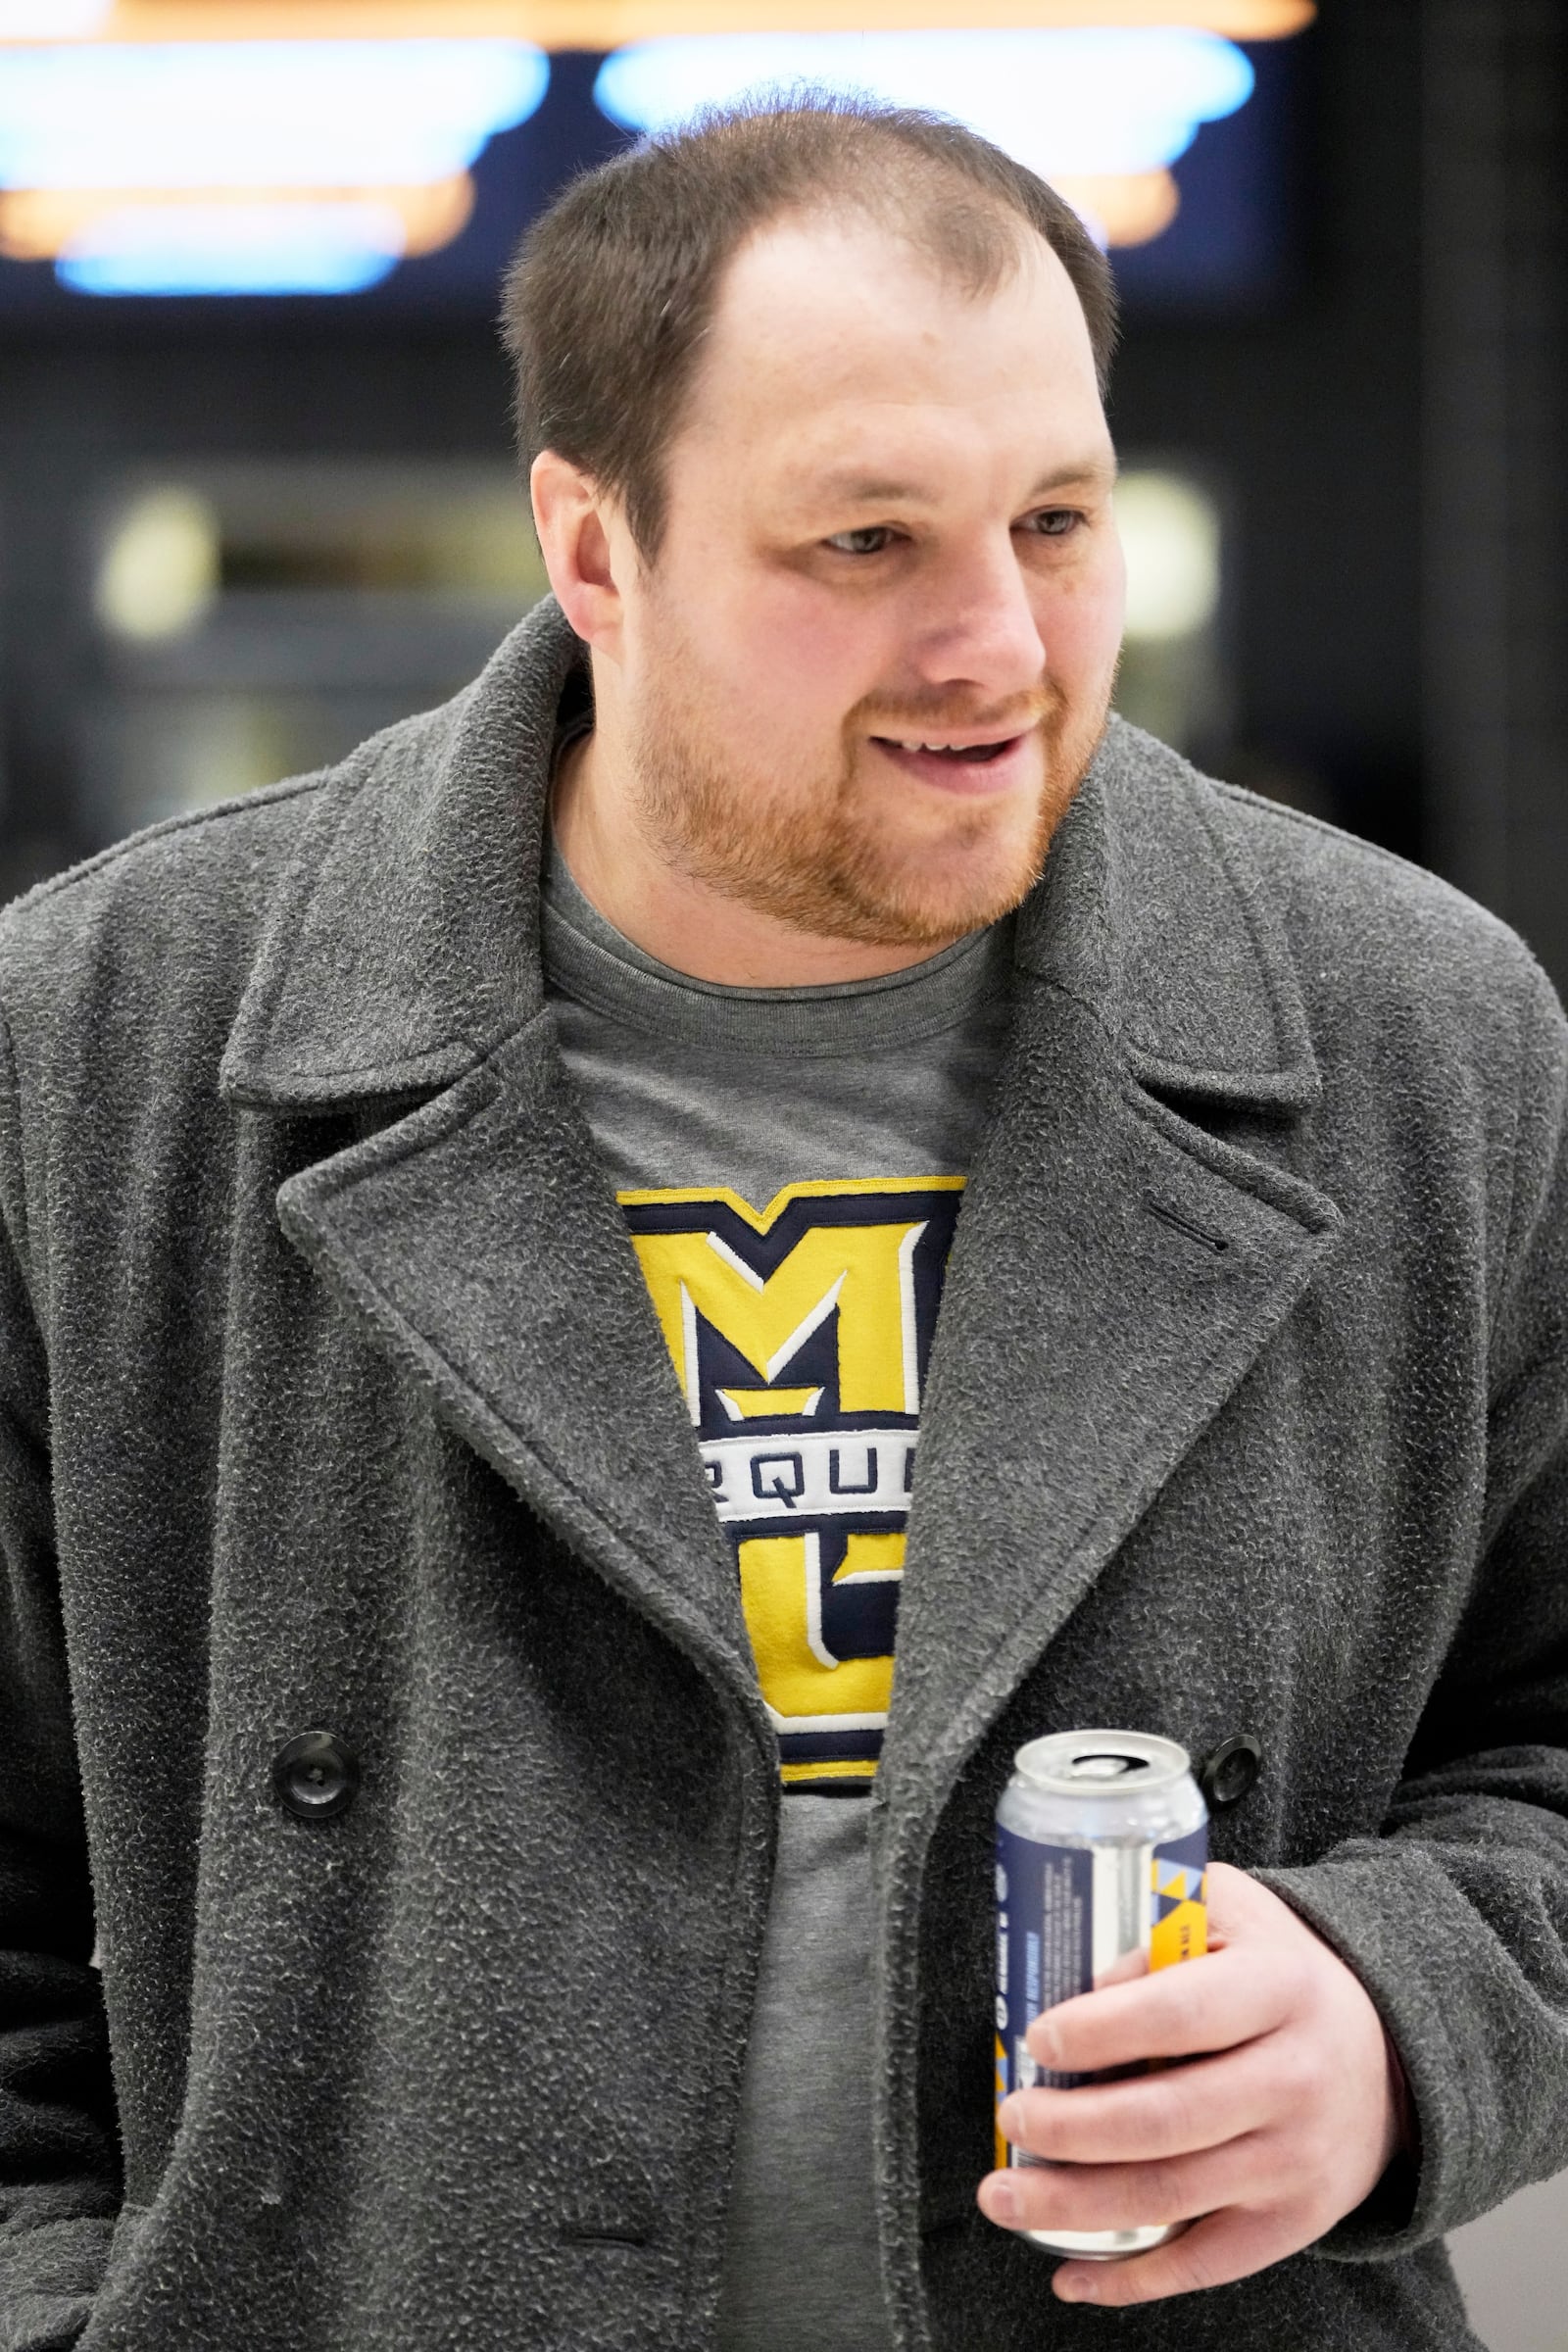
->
left=541, top=836, right=1012, bottom=2349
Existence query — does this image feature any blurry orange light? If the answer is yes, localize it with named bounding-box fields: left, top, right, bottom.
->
left=0, top=171, right=473, bottom=258
left=7, top=1, right=1315, bottom=42
left=1052, top=167, right=1178, bottom=246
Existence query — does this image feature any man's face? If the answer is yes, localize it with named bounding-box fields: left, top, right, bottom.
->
left=607, top=211, right=1126, bottom=948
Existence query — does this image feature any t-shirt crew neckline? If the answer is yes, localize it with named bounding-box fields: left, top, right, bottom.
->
left=541, top=830, right=1014, bottom=1059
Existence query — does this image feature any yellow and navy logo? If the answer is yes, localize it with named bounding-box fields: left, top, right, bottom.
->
left=1150, top=1852, right=1208, bottom=1969
left=620, top=1177, right=965, bottom=1791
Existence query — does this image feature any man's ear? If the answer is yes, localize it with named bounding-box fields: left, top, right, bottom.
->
left=530, top=450, right=624, bottom=652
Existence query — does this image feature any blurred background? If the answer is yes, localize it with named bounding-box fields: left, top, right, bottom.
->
left=0, top=4, right=1564, bottom=2337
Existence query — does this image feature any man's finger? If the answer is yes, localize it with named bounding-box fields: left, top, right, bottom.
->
left=1051, top=2203, right=1302, bottom=2308
left=978, top=2131, right=1265, bottom=2238
left=1000, top=2038, right=1284, bottom=2165
left=1025, top=1941, right=1300, bottom=2074
left=1092, top=1945, right=1149, bottom=1991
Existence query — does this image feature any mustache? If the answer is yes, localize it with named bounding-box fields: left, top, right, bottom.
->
left=848, top=682, right=1063, bottom=738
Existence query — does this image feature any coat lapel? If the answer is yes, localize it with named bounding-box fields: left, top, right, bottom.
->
left=881, top=742, right=1343, bottom=1811
left=271, top=1023, right=757, bottom=1701
left=220, top=601, right=759, bottom=1711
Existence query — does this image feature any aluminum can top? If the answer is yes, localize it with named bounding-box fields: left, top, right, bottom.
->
left=1010, top=1729, right=1195, bottom=1803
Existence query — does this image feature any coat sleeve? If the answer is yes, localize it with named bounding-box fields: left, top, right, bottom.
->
left=1255, top=944, right=1568, bottom=2260
left=0, top=1008, right=122, bottom=2347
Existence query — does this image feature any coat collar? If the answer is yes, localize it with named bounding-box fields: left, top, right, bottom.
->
left=219, top=596, right=573, bottom=1110
left=220, top=595, right=1319, bottom=1117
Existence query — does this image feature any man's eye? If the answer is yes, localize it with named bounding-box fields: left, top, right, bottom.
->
left=1022, top=509, right=1083, bottom=538
left=824, top=526, right=897, bottom=556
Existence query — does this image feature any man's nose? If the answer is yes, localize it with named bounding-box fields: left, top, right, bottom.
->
left=906, top=541, right=1046, bottom=698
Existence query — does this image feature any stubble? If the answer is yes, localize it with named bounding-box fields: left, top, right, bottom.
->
left=627, top=655, right=1114, bottom=950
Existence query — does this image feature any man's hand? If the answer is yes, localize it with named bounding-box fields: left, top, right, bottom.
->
left=976, top=1861, right=1409, bottom=2306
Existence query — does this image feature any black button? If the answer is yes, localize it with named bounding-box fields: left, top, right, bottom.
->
left=1199, top=1734, right=1261, bottom=1811
left=272, top=1730, right=360, bottom=1821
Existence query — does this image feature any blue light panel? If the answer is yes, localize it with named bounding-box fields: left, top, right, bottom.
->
left=0, top=39, right=551, bottom=187
left=55, top=203, right=407, bottom=295
left=595, top=27, right=1253, bottom=180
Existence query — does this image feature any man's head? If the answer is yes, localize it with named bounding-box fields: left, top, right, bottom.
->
left=506, top=99, right=1128, bottom=959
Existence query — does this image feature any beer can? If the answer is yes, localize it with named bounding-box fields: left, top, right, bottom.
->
left=993, top=1729, right=1208, bottom=2262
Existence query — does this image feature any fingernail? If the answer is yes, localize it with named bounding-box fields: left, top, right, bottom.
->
left=996, top=2096, right=1021, bottom=2139
left=1055, top=2270, right=1097, bottom=2304
left=983, top=2175, right=1019, bottom=2225
left=1029, top=2019, right=1061, bottom=2068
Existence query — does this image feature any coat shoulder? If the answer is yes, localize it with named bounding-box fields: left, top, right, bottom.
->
left=1110, top=715, right=1565, bottom=1050
left=1210, top=773, right=1538, bottom=977
left=0, top=686, right=463, bottom=1050
left=0, top=769, right=328, bottom=1038
left=1099, top=720, right=1568, bottom=1183
left=1198, top=762, right=1568, bottom=1138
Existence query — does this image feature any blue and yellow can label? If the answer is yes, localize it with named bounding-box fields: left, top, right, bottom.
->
left=994, top=1824, right=1208, bottom=2135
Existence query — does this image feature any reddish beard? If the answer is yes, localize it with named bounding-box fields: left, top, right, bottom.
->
left=628, top=670, right=1109, bottom=949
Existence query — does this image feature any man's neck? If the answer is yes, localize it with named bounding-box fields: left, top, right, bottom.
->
left=550, top=728, right=969, bottom=989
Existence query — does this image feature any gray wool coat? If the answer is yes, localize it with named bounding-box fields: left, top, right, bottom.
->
left=2, top=596, right=1567, bottom=2352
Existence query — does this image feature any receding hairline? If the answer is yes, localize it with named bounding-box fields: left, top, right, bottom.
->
left=703, top=189, right=1102, bottom=358
left=503, top=95, right=1119, bottom=557
left=712, top=159, right=1072, bottom=317
left=662, top=202, right=1110, bottom=491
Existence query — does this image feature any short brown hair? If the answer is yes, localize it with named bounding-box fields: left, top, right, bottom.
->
left=501, top=93, right=1118, bottom=559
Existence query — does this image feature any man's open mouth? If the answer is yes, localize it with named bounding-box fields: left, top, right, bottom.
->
left=871, top=735, right=1021, bottom=764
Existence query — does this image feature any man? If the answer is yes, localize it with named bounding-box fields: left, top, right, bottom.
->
left=1, top=97, right=1564, bottom=2352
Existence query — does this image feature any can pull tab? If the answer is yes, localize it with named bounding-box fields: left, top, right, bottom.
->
left=1068, top=1752, right=1150, bottom=1780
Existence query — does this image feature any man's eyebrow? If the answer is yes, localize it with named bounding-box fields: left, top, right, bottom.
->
left=798, top=456, right=1119, bottom=507
left=1024, top=457, right=1119, bottom=498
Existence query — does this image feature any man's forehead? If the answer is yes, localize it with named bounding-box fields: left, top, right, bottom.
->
left=680, top=214, right=1105, bottom=471
left=707, top=207, right=1085, bottom=351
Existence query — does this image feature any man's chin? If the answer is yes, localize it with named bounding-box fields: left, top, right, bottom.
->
left=836, top=741, right=1093, bottom=940
left=785, top=846, right=1049, bottom=950
left=855, top=810, right=1070, bottom=943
